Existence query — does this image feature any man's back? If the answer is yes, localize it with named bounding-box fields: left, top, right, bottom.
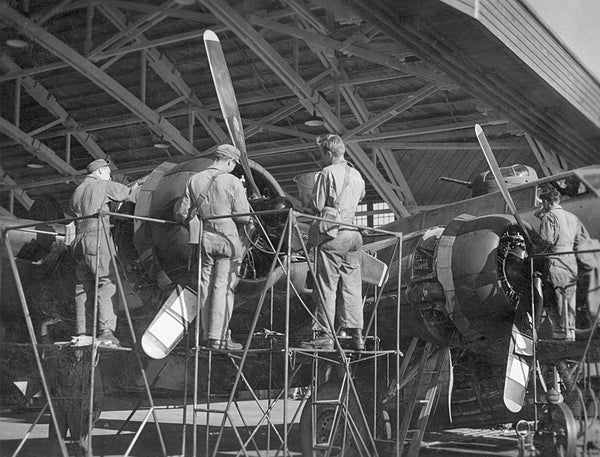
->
left=314, top=162, right=365, bottom=225
left=184, top=167, right=250, bottom=236
left=540, top=206, right=582, bottom=272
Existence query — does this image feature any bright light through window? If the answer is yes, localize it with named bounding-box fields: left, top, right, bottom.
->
left=354, top=202, right=395, bottom=228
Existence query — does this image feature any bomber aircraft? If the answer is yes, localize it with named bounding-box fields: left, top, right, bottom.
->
left=2, top=145, right=599, bottom=456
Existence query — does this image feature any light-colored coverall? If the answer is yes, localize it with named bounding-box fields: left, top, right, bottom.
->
left=311, top=161, right=365, bottom=333
left=71, top=176, right=137, bottom=335
left=175, top=167, right=251, bottom=341
left=539, top=205, right=585, bottom=340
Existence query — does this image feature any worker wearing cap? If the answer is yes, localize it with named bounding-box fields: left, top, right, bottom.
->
left=537, top=188, right=587, bottom=341
left=71, top=159, right=140, bottom=346
left=304, top=134, right=366, bottom=351
left=174, top=144, right=253, bottom=350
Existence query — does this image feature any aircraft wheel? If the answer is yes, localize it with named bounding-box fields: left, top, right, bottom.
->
left=535, top=402, right=578, bottom=457
left=299, top=381, right=369, bottom=457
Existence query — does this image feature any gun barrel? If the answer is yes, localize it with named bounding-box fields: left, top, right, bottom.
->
left=439, top=176, right=472, bottom=187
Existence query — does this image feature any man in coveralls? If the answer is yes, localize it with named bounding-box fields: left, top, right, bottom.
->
left=304, top=134, right=366, bottom=351
left=71, top=159, right=139, bottom=346
left=537, top=188, right=587, bottom=341
left=174, top=144, right=253, bottom=350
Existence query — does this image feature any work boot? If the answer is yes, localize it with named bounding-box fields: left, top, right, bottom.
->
left=349, top=328, right=365, bottom=351
left=301, top=333, right=334, bottom=351
left=97, top=330, right=121, bottom=347
left=209, top=337, right=242, bottom=351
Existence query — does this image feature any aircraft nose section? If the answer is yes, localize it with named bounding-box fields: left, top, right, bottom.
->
left=437, top=214, right=529, bottom=342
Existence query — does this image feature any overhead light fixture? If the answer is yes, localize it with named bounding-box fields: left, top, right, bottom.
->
left=153, top=135, right=170, bottom=149
left=26, top=161, right=45, bottom=169
left=305, top=110, right=324, bottom=127
left=6, top=38, right=28, bottom=48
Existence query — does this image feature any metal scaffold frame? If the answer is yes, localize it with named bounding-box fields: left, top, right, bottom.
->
left=2, top=206, right=434, bottom=456
left=2, top=211, right=168, bottom=457
left=526, top=247, right=600, bottom=457
left=186, top=207, right=405, bottom=457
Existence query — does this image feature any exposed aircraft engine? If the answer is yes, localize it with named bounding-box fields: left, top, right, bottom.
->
left=401, top=214, right=529, bottom=349
left=113, top=158, right=289, bottom=296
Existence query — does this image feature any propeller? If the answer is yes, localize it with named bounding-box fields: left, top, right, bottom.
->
left=475, top=124, right=535, bottom=412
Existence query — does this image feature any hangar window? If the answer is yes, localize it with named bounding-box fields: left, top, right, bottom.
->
left=355, top=202, right=395, bottom=228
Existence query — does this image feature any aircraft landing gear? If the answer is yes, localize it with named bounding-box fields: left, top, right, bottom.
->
left=534, top=402, right=578, bottom=457
left=299, top=380, right=369, bottom=457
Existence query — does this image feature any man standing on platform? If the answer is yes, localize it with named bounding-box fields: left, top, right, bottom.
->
left=71, top=159, right=139, bottom=346
left=304, top=134, right=366, bottom=351
left=174, top=144, right=253, bottom=350
left=537, top=188, right=586, bottom=341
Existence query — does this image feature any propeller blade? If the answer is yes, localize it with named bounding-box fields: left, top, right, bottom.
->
left=475, top=124, right=532, bottom=245
left=476, top=124, right=536, bottom=412
left=504, top=309, right=534, bottom=412
left=204, top=30, right=261, bottom=198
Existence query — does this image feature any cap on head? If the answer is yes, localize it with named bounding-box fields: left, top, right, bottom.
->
left=87, top=158, right=110, bottom=174
left=216, top=144, right=241, bottom=164
left=316, top=134, right=345, bottom=156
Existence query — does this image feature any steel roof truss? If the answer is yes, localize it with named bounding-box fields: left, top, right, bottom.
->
left=0, top=4, right=199, bottom=156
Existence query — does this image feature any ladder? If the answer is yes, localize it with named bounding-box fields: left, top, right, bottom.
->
left=395, top=338, right=450, bottom=456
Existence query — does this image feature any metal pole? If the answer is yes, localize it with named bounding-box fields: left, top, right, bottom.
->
left=10, top=403, right=48, bottom=457
left=210, top=216, right=289, bottom=457
left=283, top=209, right=293, bottom=455
left=396, top=235, right=403, bottom=457
left=14, top=77, right=21, bottom=128
left=530, top=257, right=538, bottom=428
left=3, top=232, right=68, bottom=457
left=102, top=216, right=167, bottom=456
left=193, top=219, right=203, bottom=457
left=86, top=214, right=102, bottom=457
left=181, top=329, right=190, bottom=456
left=140, top=49, right=147, bottom=104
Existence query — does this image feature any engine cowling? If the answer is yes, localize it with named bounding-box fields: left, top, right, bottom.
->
left=117, top=158, right=288, bottom=292
left=387, top=214, right=529, bottom=347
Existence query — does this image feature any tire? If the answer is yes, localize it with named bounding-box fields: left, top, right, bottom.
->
left=299, top=381, right=370, bottom=457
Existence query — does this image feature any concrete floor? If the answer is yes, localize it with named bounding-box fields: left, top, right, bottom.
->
left=0, top=395, right=520, bottom=456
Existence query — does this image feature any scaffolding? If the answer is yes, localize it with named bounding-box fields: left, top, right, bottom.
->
left=185, top=208, right=405, bottom=457
left=526, top=247, right=600, bottom=457
left=2, top=213, right=168, bottom=457
left=1, top=205, right=455, bottom=456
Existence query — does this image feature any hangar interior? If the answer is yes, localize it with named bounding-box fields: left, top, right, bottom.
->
left=0, top=0, right=599, bottom=218
left=1, top=0, right=600, bottom=456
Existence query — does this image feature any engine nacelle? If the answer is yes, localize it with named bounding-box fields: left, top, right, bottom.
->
left=400, top=214, right=528, bottom=346
left=120, top=158, right=287, bottom=290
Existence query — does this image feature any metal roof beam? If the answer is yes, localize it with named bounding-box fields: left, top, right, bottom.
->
left=87, top=0, right=175, bottom=58
left=0, top=4, right=199, bottom=156
left=344, top=83, right=439, bottom=138
left=0, top=165, right=34, bottom=210
left=199, top=0, right=407, bottom=216
left=98, top=4, right=228, bottom=143
left=372, top=141, right=528, bottom=150
left=351, top=117, right=509, bottom=142
left=249, top=14, right=453, bottom=85
left=0, top=55, right=109, bottom=163
left=0, top=117, right=79, bottom=176
left=283, top=0, right=417, bottom=215
left=94, top=1, right=215, bottom=23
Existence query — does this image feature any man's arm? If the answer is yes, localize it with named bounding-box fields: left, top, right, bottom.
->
left=231, top=178, right=251, bottom=225
left=311, top=170, right=333, bottom=212
left=174, top=183, right=194, bottom=225
left=106, top=180, right=139, bottom=203
left=538, top=212, right=559, bottom=251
